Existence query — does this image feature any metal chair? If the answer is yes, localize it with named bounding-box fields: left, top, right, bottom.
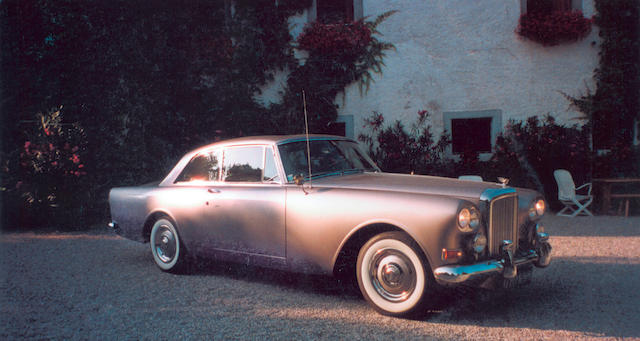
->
left=553, top=169, right=593, bottom=217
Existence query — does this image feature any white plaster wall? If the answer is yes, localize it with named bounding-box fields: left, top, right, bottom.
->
left=337, top=0, right=600, bottom=138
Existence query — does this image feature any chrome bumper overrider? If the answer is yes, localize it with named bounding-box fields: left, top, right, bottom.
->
left=434, top=233, right=551, bottom=285
left=108, top=221, right=122, bottom=235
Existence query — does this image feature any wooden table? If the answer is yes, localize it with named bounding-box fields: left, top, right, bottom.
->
left=592, top=178, right=640, bottom=216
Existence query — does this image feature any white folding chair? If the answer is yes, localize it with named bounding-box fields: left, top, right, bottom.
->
left=553, top=169, right=593, bottom=217
left=458, top=175, right=483, bottom=182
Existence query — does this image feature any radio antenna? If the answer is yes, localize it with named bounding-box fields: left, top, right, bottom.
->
left=302, top=90, right=312, bottom=190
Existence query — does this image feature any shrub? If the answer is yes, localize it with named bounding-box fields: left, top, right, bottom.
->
left=358, top=110, right=451, bottom=175
left=1, top=107, right=88, bottom=229
left=494, top=115, right=592, bottom=208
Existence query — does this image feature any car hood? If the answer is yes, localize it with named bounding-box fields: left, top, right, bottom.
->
left=311, top=172, right=503, bottom=200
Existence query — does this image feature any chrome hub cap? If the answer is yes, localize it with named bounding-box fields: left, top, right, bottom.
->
left=154, top=226, right=176, bottom=264
left=369, top=249, right=416, bottom=302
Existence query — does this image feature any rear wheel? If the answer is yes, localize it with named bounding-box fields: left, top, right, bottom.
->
left=150, top=218, right=186, bottom=272
left=356, top=231, right=431, bottom=317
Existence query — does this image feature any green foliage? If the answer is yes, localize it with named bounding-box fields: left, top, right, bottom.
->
left=358, top=112, right=592, bottom=209
left=493, top=116, right=592, bottom=207
left=358, top=111, right=451, bottom=176
left=0, top=0, right=395, bottom=228
left=591, top=0, right=639, bottom=152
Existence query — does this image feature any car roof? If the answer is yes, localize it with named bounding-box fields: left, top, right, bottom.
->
left=192, top=134, right=354, bottom=153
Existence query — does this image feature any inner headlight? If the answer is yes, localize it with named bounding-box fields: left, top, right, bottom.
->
left=529, top=199, right=546, bottom=219
left=458, top=206, right=480, bottom=232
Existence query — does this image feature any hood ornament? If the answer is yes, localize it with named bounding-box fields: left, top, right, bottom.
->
left=497, top=177, right=509, bottom=188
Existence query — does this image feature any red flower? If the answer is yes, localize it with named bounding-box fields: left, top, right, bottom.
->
left=517, top=10, right=592, bottom=46
left=71, top=154, right=80, bottom=164
left=44, top=128, right=51, bottom=136
left=24, top=141, right=31, bottom=150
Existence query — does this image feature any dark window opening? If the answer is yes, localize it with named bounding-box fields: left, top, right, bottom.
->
left=317, top=0, right=354, bottom=23
left=327, top=122, right=346, bottom=137
left=451, top=118, right=492, bottom=154
left=527, top=0, right=573, bottom=14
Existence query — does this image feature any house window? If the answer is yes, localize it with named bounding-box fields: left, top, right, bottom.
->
left=451, top=118, right=492, bottom=154
left=317, top=0, right=353, bottom=22
left=312, top=0, right=362, bottom=23
left=443, top=110, right=503, bottom=159
left=327, top=115, right=354, bottom=138
left=522, top=0, right=581, bottom=13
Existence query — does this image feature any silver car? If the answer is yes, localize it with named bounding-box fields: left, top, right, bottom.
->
left=108, top=135, right=551, bottom=317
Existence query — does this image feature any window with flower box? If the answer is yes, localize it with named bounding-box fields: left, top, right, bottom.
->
left=521, top=0, right=582, bottom=14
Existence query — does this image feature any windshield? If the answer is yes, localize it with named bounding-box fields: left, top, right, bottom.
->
left=278, top=139, right=379, bottom=183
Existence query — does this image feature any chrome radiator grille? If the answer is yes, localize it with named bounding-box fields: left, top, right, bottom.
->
left=488, top=193, right=518, bottom=256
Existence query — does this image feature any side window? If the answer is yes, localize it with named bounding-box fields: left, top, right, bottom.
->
left=263, top=147, right=279, bottom=182
left=222, top=146, right=263, bottom=182
left=176, top=150, right=220, bottom=182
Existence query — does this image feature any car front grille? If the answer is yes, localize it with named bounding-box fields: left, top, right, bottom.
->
left=488, top=193, right=518, bottom=256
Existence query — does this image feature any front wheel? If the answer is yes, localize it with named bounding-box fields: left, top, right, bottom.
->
left=150, top=218, right=186, bottom=272
left=356, top=231, right=431, bottom=317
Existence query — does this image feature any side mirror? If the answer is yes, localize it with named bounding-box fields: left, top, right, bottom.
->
left=293, top=174, right=305, bottom=186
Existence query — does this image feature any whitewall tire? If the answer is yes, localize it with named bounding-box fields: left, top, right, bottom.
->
left=150, top=218, right=185, bottom=272
left=356, top=231, right=430, bottom=317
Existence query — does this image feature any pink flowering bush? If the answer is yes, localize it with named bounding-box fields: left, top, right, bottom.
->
left=297, top=20, right=372, bottom=58
left=2, top=107, right=88, bottom=228
left=517, top=10, right=592, bottom=46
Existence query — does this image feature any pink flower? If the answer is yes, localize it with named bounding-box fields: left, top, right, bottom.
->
left=24, top=141, right=31, bottom=150
left=51, top=161, right=58, bottom=167
left=71, top=154, right=80, bottom=164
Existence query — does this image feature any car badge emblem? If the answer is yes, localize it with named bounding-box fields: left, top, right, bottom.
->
left=498, top=177, right=509, bottom=188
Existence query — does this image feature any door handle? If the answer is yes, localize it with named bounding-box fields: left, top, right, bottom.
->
left=207, top=188, right=221, bottom=194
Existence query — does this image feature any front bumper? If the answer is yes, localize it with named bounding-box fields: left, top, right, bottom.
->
left=433, top=234, right=551, bottom=285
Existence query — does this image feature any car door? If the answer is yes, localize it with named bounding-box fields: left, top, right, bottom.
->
left=202, top=145, right=286, bottom=259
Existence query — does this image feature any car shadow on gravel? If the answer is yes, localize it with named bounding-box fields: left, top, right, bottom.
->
left=179, top=257, right=362, bottom=299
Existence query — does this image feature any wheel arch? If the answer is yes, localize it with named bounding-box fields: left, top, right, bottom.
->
left=332, top=221, right=432, bottom=280
left=142, top=210, right=177, bottom=243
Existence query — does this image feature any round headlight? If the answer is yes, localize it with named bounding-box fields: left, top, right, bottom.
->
left=535, top=199, right=546, bottom=216
left=458, top=206, right=480, bottom=231
left=529, top=199, right=546, bottom=219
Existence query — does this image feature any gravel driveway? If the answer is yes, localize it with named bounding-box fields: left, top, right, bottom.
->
left=2, top=215, right=639, bottom=340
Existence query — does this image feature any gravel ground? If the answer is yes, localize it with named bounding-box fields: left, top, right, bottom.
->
left=1, top=215, right=639, bottom=340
